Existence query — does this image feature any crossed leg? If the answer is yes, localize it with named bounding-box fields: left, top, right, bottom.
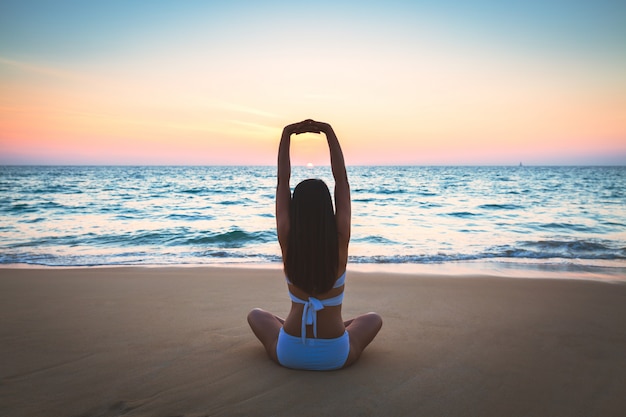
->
left=247, top=308, right=283, bottom=364
left=343, top=312, right=383, bottom=368
left=247, top=308, right=382, bottom=368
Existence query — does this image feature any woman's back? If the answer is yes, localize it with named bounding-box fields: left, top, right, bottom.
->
left=283, top=270, right=346, bottom=339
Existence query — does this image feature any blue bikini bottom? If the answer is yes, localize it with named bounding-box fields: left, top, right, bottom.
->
left=276, top=328, right=350, bottom=371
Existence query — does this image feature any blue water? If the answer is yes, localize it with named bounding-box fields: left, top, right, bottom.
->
left=1, top=165, right=625, bottom=277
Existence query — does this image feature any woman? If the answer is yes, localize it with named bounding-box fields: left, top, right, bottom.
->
left=248, top=119, right=383, bottom=370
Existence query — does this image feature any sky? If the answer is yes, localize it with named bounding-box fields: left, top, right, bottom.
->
left=1, top=0, right=625, bottom=165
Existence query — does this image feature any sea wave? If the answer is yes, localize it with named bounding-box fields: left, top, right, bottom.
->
left=478, top=203, right=523, bottom=210
left=3, top=238, right=623, bottom=268
left=349, top=239, right=626, bottom=263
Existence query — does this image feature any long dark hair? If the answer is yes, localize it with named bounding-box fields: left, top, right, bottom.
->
left=286, top=179, right=339, bottom=294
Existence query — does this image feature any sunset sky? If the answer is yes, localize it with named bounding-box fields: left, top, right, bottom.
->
left=1, top=0, right=625, bottom=165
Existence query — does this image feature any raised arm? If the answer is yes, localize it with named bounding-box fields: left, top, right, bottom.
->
left=276, top=121, right=309, bottom=257
left=318, top=122, right=351, bottom=250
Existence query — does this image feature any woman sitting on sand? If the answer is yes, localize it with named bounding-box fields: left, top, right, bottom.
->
left=248, top=119, right=383, bottom=370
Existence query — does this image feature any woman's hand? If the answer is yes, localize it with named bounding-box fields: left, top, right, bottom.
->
left=284, top=119, right=331, bottom=136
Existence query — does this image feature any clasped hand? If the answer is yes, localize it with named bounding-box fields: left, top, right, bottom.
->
left=284, top=119, right=330, bottom=136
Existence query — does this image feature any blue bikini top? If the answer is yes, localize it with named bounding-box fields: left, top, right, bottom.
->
left=286, top=271, right=346, bottom=343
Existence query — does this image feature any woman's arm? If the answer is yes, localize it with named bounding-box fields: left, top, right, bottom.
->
left=276, top=121, right=306, bottom=258
left=319, top=122, right=351, bottom=249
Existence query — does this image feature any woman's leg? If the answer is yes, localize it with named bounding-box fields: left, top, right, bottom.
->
left=247, top=308, right=284, bottom=364
left=343, top=312, right=383, bottom=368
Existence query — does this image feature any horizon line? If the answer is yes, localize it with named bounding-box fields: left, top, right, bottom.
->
left=1, top=163, right=625, bottom=168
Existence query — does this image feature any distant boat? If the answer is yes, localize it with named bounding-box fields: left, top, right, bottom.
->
left=519, top=162, right=523, bottom=167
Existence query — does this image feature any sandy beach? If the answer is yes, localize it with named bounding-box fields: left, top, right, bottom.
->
left=1, top=267, right=625, bottom=417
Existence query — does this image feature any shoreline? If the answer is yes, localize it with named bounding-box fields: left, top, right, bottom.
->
left=1, top=258, right=624, bottom=282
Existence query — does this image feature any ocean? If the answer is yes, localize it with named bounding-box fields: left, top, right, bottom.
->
left=1, top=165, right=625, bottom=278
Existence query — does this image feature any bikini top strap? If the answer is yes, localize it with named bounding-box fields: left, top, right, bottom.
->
left=333, top=271, right=347, bottom=288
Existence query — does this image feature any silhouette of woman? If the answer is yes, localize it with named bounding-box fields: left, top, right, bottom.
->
left=248, top=119, right=382, bottom=370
